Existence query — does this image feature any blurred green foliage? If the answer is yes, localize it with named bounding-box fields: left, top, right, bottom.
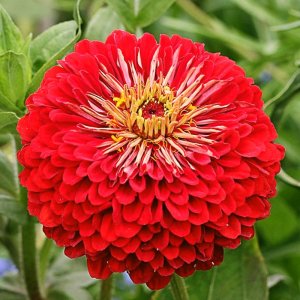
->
left=0, top=0, right=300, bottom=299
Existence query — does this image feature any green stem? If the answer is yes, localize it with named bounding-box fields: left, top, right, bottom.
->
left=177, top=0, right=219, bottom=29
left=100, top=276, right=114, bottom=300
left=39, top=238, right=53, bottom=285
left=170, top=274, right=189, bottom=300
left=20, top=219, right=45, bottom=300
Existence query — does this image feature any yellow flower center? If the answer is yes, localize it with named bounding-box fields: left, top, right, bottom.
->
left=112, top=79, right=176, bottom=140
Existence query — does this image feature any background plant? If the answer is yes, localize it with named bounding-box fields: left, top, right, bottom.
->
left=0, top=0, right=299, bottom=299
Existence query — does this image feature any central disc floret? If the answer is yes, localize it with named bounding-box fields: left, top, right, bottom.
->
left=83, top=70, right=227, bottom=172
left=112, top=79, right=175, bottom=140
left=141, top=100, right=165, bottom=119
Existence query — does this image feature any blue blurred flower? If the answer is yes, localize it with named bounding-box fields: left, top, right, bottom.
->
left=0, top=258, right=17, bottom=277
left=123, top=272, right=133, bottom=286
left=259, top=71, right=272, bottom=84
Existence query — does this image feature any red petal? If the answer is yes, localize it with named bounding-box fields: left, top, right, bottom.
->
left=115, top=221, right=141, bottom=238
left=179, top=244, right=196, bottom=263
left=157, top=266, right=174, bottom=276
left=136, top=248, right=156, bottom=262
left=87, top=161, right=107, bottom=182
left=169, top=188, right=188, bottom=205
left=74, top=180, right=90, bottom=203
left=218, top=215, right=241, bottom=239
left=149, top=253, right=164, bottom=270
left=110, top=246, right=127, bottom=260
left=129, top=175, right=146, bottom=192
left=155, top=180, right=170, bottom=201
left=147, top=162, right=164, bottom=180
left=169, top=221, right=191, bottom=237
left=123, top=237, right=140, bottom=253
left=91, top=233, right=109, bottom=251
left=180, top=168, right=199, bottom=185
left=123, top=201, right=143, bottom=222
left=151, top=230, right=169, bottom=250
left=185, top=225, right=202, bottom=245
left=138, top=205, right=153, bottom=225
left=129, top=262, right=153, bottom=284
left=138, top=227, right=154, bottom=242
left=64, top=243, right=85, bottom=258
left=115, top=184, right=137, bottom=204
left=176, top=264, right=195, bottom=277
left=108, top=257, right=126, bottom=272
left=79, top=218, right=95, bottom=237
left=87, top=256, right=112, bottom=279
left=189, top=179, right=209, bottom=198
left=63, top=167, right=82, bottom=185
left=139, top=180, right=155, bottom=204
left=100, top=214, right=117, bottom=242
left=98, top=178, right=119, bottom=197
left=165, top=201, right=189, bottom=221
left=224, top=161, right=251, bottom=179
left=161, top=245, right=179, bottom=260
left=236, top=139, right=262, bottom=157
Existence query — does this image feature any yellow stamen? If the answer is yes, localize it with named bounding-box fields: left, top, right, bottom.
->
left=111, top=135, right=123, bottom=143
left=188, top=104, right=197, bottom=110
left=86, top=73, right=221, bottom=172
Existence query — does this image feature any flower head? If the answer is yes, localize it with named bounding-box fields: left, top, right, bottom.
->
left=18, top=30, right=284, bottom=290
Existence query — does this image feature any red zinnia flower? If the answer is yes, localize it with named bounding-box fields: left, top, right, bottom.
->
left=18, top=30, right=284, bottom=290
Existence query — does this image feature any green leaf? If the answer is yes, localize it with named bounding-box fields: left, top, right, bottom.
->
left=230, top=0, right=281, bottom=25
left=48, top=288, right=91, bottom=300
left=53, top=271, right=96, bottom=288
left=0, top=112, right=18, bottom=133
left=0, top=5, right=24, bottom=54
left=0, top=194, right=27, bottom=224
left=290, top=9, right=300, bottom=18
left=105, top=0, right=136, bottom=32
left=0, top=0, right=54, bottom=21
left=0, top=51, right=31, bottom=111
left=159, top=238, right=268, bottom=300
left=106, top=0, right=175, bottom=31
left=264, top=241, right=300, bottom=261
left=136, top=0, right=175, bottom=28
left=276, top=99, right=300, bottom=166
left=30, top=21, right=77, bottom=73
left=270, top=281, right=300, bottom=300
left=161, top=17, right=262, bottom=59
left=193, top=238, right=268, bottom=300
left=0, top=151, right=18, bottom=196
left=47, top=290, right=72, bottom=300
left=198, top=240, right=268, bottom=300
left=264, top=70, right=300, bottom=126
left=27, top=0, right=82, bottom=95
left=85, top=6, right=124, bottom=41
left=0, top=291, right=25, bottom=300
left=0, top=138, right=25, bottom=223
left=0, top=136, right=25, bottom=226
left=46, top=251, right=96, bottom=300
left=0, top=273, right=25, bottom=296
left=257, top=199, right=299, bottom=245
left=0, top=134, right=12, bottom=146
left=47, top=251, right=87, bottom=277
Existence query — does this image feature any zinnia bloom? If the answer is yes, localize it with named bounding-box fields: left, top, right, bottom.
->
left=18, top=30, right=284, bottom=290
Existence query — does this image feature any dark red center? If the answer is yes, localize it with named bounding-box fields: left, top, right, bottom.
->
left=142, top=101, right=164, bottom=119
